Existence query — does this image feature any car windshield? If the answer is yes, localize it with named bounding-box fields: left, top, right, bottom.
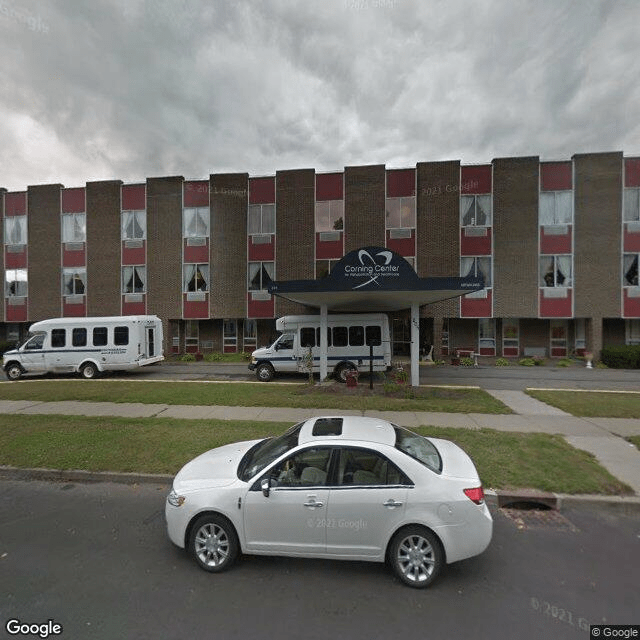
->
left=237, top=422, right=303, bottom=482
left=394, top=426, right=442, bottom=473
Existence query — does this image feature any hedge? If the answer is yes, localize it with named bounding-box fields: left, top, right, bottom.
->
left=600, top=345, right=640, bottom=369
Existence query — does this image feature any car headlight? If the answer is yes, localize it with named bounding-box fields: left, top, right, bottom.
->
left=167, top=489, right=186, bottom=507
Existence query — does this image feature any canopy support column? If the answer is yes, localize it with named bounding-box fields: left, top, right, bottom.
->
left=410, top=303, right=420, bottom=387
left=320, top=304, right=328, bottom=382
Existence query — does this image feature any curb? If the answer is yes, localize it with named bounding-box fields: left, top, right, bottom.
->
left=2, top=467, right=639, bottom=513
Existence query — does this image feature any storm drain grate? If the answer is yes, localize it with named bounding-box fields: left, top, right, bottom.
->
left=499, top=507, right=579, bottom=532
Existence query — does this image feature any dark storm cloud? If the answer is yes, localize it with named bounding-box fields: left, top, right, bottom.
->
left=1, top=0, right=638, bottom=191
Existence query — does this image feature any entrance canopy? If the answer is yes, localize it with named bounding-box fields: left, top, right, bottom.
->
left=268, top=246, right=484, bottom=312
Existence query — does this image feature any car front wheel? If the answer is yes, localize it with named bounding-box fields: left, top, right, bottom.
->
left=5, top=363, right=23, bottom=381
left=255, top=362, right=275, bottom=382
left=389, top=526, right=443, bottom=588
left=189, top=514, right=239, bottom=573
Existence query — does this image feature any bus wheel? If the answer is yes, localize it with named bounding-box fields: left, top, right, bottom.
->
left=80, top=362, right=98, bottom=379
left=335, top=362, right=356, bottom=383
left=255, top=363, right=275, bottom=382
left=5, top=363, right=23, bottom=381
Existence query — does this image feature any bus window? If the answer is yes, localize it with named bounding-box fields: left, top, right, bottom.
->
left=51, top=329, right=66, bottom=348
left=366, top=325, right=382, bottom=346
left=73, top=328, right=87, bottom=347
left=93, top=327, right=108, bottom=346
left=114, top=326, right=129, bottom=346
left=349, top=325, right=364, bottom=346
left=333, top=326, right=348, bottom=347
left=300, top=327, right=316, bottom=348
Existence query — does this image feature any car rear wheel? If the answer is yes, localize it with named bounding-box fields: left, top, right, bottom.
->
left=335, top=362, right=356, bottom=383
left=255, top=362, right=275, bottom=382
left=80, top=362, right=98, bottom=379
left=389, top=526, right=443, bottom=588
left=5, top=363, right=23, bottom=381
left=189, top=514, right=239, bottom=573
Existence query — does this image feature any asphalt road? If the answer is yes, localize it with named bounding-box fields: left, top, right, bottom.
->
left=132, top=360, right=640, bottom=392
left=1, top=480, right=638, bottom=640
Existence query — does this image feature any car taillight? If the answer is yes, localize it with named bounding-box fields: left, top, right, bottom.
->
left=464, top=486, right=485, bottom=505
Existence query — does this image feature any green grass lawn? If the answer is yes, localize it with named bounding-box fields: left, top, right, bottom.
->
left=628, top=436, right=640, bottom=449
left=527, top=389, right=640, bottom=418
left=0, top=379, right=511, bottom=414
left=0, top=414, right=630, bottom=495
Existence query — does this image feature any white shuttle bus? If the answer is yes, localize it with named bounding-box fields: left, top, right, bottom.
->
left=3, top=315, right=164, bottom=380
left=249, top=313, right=391, bottom=382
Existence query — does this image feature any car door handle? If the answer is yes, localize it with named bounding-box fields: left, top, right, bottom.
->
left=304, top=500, right=324, bottom=508
left=384, top=499, right=403, bottom=508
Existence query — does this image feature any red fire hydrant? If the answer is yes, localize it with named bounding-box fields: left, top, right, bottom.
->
left=345, top=369, right=359, bottom=388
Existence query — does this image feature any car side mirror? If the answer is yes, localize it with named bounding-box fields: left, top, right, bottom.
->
left=261, top=477, right=271, bottom=497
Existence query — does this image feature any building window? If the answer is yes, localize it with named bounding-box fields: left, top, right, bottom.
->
left=315, top=201, right=343, bottom=232
left=550, top=320, right=568, bottom=353
left=540, top=255, right=572, bottom=287
left=183, top=207, right=210, bottom=238
left=502, top=319, right=519, bottom=352
left=122, top=266, right=146, bottom=294
left=623, top=254, right=639, bottom=286
left=122, top=210, right=146, bottom=240
left=185, top=320, right=199, bottom=350
left=626, top=319, right=640, bottom=345
left=624, top=188, right=640, bottom=222
left=183, top=264, right=209, bottom=292
left=539, top=191, right=572, bottom=225
left=62, top=268, right=86, bottom=296
left=460, top=195, right=492, bottom=226
left=5, top=269, right=27, bottom=297
left=248, top=261, right=274, bottom=291
left=248, top=204, right=275, bottom=235
left=243, top=319, right=257, bottom=351
left=316, top=259, right=339, bottom=279
left=461, top=257, right=492, bottom=287
left=61, top=213, right=86, bottom=243
left=4, top=216, right=27, bottom=246
left=224, top=320, right=237, bottom=352
left=386, top=196, right=415, bottom=229
left=478, top=318, right=495, bottom=351
left=575, top=318, right=586, bottom=351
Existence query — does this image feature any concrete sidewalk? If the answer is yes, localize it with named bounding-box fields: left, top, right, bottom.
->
left=2, top=389, right=640, bottom=494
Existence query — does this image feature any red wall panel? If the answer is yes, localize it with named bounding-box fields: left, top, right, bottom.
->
left=625, top=158, right=640, bottom=188
left=122, top=184, right=146, bottom=210
left=460, top=289, right=492, bottom=317
left=183, top=241, right=209, bottom=264
left=184, top=180, right=210, bottom=207
left=541, top=162, right=572, bottom=191
left=540, top=227, right=572, bottom=254
left=460, top=229, right=492, bottom=255
left=62, top=247, right=86, bottom=268
left=122, top=242, right=146, bottom=265
left=247, top=294, right=274, bottom=318
left=386, top=231, right=415, bottom=257
left=63, top=300, right=86, bottom=317
left=249, top=177, right=276, bottom=204
left=248, top=236, right=275, bottom=261
left=122, top=299, right=146, bottom=315
left=61, top=187, right=86, bottom=213
left=183, top=297, right=209, bottom=319
left=623, top=289, right=640, bottom=317
left=6, top=302, right=28, bottom=322
left=316, top=234, right=343, bottom=259
left=316, top=173, right=343, bottom=200
left=5, top=248, right=27, bottom=269
left=539, top=290, right=572, bottom=317
left=461, top=165, right=492, bottom=194
left=386, top=169, right=415, bottom=198
left=5, top=192, right=27, bottom=216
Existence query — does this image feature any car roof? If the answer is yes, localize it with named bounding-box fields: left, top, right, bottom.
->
left=298, top=416, right=396, bottom=447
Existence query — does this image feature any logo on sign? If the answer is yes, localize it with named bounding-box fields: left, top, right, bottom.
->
left=344, top=249, right=400, bottom=289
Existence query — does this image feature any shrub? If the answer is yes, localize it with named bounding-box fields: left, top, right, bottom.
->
left=519, top=357, right=536, bottom=366
left=600, top=345, right=640, bottom=369
left=180, top=353, right=196, bottom=362
left=495, top=358, right=510, bottom=367
left=203, top=352, right=223, bottom=362
left=557, top=358, right=572, bottom=367
left=532, top=356, right=545, bottom=366
left=460, top=357, right=475, bottom=367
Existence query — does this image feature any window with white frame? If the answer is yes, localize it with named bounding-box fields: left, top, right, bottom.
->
left=624, top=188, right=640, bottom=222
left=248, top=261, right=274, bottom=291
left=183, top=207, right=210, bottom=239
left=575, top=318, right=586, bottom=351
left=478, top=318, right=495, bottom=351
left=623, top=254, right=639, bottom=286
left=626, top=319, right=640, bottom=345
left=550, top=320, right=568, bottom=352
left=248, top=204, right=275, bottom=235
left=315, top=201, right=343, bottom=232
left=540, top=255, right=572, bottom=287
left=502, top=319, right=519, bottom=352
left=243, top=319, right=257, bottom=350
left=183, top=264, right=209, bottom=292
left=223, top=320, right=237, bottom=351
left=539, top=191, right=572, bottom=225
left=4, top=216, right=27, bottom=246
left=122, top=266, right=146, bottom=294
left=5, top=269, right=27, bottom=297
left=122, top=210, right=146, bottom=240
left=185, top=320, right=199, bottom=349
left=316, top=259, right=339, bottom=279
left=386, top=196, right=415, bottom=229
left=62, top=268, right=86, bottom=296
left=461, top=257, right=492, bottom=287
left=460, top=195, right=492, bottom=226
left=61, top=213, right=86, bottom=243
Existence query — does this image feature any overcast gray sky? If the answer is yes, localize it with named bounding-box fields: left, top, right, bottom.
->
left=1, top=0, right=638, bottom=192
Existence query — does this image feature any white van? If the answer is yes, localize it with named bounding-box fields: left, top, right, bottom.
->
left=248, top=313, right=391, bottom=382
left=3, top=315, right=164, bottom=380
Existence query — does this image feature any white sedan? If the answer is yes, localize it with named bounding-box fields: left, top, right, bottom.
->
left=165, top=416, right=492, bottom=588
